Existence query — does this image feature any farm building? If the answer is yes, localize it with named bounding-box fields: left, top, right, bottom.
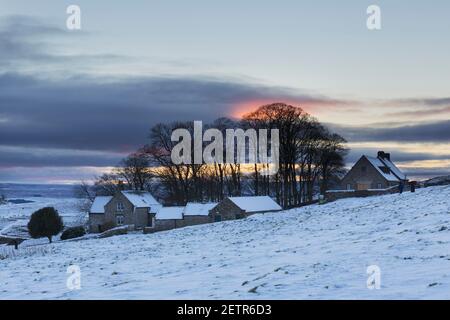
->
left=182, top=202, right=217, bottom=226
left=339, top=151, right=408, bottom=191
left=89, top=192, right=282, bottom=234
left=153, top=206, right=184, bottom=231
left=88, top=191, right=161, bottom=233
left=209, top=196, right=282, bottom=222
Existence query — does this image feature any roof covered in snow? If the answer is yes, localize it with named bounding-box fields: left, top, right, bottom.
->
left=155, top=207, right=184, bottom=220
left=228, top=196, right=282, bottom=213
left=364, top=155, right=407, bottom=182
left=90, top=196, right=113, bottom=213
left=183, top=203, right=217, bottom=216
left=379, top=157, right=407, bottom=180
left=365, top=156, right=400, bottom=182
left=121, top=191, right=160, bottom=208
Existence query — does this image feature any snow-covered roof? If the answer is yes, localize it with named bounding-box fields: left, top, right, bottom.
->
left=228, top=196, right=282, bottom=213
left=90, top=196, right=113, bottom=213
left=365, top=156, right=400, bottom=182
left=121, top=191, right=159, bottom=208
left=155, top=207, right=184, bottom=220
left=379, top=157, right=407, bottom=180
left=183, top=203, right=217, bottom=216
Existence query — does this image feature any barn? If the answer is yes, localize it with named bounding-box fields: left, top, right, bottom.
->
left=209, top=196, right=282, bottom=222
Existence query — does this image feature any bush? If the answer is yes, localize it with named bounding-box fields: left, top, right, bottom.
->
left=27, top=207, right=64, bottom=243
left=100, top=221, right=115, bottom=232
left=61, top=226, right=86, bottom=240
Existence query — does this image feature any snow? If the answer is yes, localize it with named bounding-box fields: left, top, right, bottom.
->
left=155, top=207, right=184, bottom=220
left=1, top=185, right=450, bottom=299
left=0, top=197, right=84, bottom=239
left=365, top=156, right=399, bottom=182
left=90, top=196, right=112, bottom=214
left=121, top=191, right=159, bottom=208
left=183, top=203, right=217, bottom=216
left=380, top=157, right=407, bottom=180
left=228, top=196, right=282, bottom=213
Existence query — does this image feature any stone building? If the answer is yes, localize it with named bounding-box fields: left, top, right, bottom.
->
left=182, top=202, right=217, bottom=226
left=209, top=196, right=282, bottom=222
left=153, top=206, right=184, bottom=232
left=339, top=151, right=408, bottom=191
left=89, top=193, right=282, bottom=234
left=88, top=191, right=161, bottom=233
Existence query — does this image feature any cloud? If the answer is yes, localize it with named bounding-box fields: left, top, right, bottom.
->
left=328, top=120, right=450, bottom=143
left=0, top=146, right=124, bottom=168
left=389, top=97, right=450, bottom=107
left=0, top=72, right=351, bottom=154
left=386, top=105, right=450, bottom=118
left=0, top=15, right=124, bottom=72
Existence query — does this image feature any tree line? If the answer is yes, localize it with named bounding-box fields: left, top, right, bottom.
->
left=91, top=103, right=348, bottom=208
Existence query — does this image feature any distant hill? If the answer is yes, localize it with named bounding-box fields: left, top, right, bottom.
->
left=425, top=175, right=450, bottom=187
left=0, top=183, right=76, bottom=199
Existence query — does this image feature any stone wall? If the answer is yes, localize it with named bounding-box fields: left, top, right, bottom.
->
left=103, top=192, right=134, bottom=227
left=325, top=185, right=400, bottom=202
left=183, top=215, right=211, bottom=226
left=88, top=213, right=106, bottom=233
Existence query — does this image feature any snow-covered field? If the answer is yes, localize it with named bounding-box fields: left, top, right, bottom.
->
left=0, top=197, right=85, bottom=239
left=1, top=185, right=449, bottom=299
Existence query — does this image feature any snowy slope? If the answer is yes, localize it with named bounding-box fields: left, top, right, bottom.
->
left=1, top=186, right=450, bottom=299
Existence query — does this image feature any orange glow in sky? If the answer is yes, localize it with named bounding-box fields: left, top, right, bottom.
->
left=231, top=99, right=326, bottom=119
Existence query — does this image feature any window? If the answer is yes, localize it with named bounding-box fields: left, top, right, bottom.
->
left=117, top=202, right=125, bottom=212
left=116, top=215, right=124, bottom=225
left=214, top=215, right=222, bottom=222
left=380, top=166, right=390, bottom=174
left=377, top=183, right=382, bottom=189
left=346, top=184, right=352, bottom=190
left=361, top=166, right=367, bottom=173
left=235, top=214, right=243, bottom=220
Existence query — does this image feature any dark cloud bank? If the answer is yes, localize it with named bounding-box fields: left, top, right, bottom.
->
left=0, top=15, right=449, bottom=181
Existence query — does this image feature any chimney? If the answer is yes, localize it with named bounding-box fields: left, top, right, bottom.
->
left=377, top=151, right=391, bottom=161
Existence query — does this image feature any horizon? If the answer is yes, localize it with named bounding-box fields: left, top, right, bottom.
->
left=0, top=0, right=449, bottom=184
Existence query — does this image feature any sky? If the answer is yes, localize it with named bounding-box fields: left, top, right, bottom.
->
left=0, top=0, right=449, bottom=184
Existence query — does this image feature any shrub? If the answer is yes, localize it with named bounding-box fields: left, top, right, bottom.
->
left=101, top=221, right=115, bottom=232
left=61, top=226, right=86, bottom=240
left=27, top=207, right=64, bottom=243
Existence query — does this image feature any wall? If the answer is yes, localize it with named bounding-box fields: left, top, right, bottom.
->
left=325, top=185, right=400, bottom=202
left=134, top=207, right=151, bottom=229
left=88, top=213, right=106, bottom=233
left=209, top=198, right=245, bottom=221
left=104, top=192, right=134, bottom=227
left=183, top=215, right=211, bottom=226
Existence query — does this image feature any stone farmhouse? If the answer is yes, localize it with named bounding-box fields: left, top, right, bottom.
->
left=89, top=191, right=161, bottom=233
left=89, top=192, right=282, bottom=234
left=339, top=151, right=408, bottom=191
